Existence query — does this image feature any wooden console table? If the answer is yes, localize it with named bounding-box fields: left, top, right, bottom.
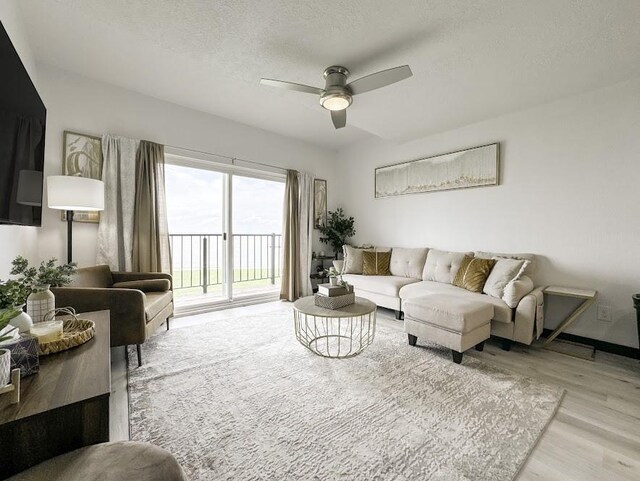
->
left=0, top=310, right=111, bottom=479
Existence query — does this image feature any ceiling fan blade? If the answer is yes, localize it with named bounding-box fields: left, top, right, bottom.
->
left=347, top=65, right=413, bottom=95
left=331, top=109, right=346, bottom=129
left=259, top=78, right=323, bottom=95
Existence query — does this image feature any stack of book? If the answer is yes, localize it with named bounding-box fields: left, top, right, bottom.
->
left=314, top=283, right=355, bottom=309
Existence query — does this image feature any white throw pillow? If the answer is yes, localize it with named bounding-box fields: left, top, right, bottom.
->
left=342, top=245, right=373, bottom=274
left=503, top=275, right=534, bottom=308
left=483, top=258, right=529, bottom=299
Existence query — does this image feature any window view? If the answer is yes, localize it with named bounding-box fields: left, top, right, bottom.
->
left=165, top=161, right=284, bottom=309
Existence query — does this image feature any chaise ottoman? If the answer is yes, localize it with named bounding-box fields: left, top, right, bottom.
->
left=403, top=294, right=494, bottom=364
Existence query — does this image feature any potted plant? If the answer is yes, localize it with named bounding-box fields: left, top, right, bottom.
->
left=327, top=267, right=339, bottom=286
left=318, top=208, right=356, bottom=260
left=0, top=308, right=20, bottom=386
left=4, top=256, right=77, bottom=323
left=0, top=279, right=32, bottom=333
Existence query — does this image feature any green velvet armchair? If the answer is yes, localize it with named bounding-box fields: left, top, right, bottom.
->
left=51, top=265, right=174, bottom=366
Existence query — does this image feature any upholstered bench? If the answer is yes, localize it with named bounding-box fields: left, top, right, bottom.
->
left=404, top=294, right=494, bottom=363
left=8, top=441, right=187, bottom=481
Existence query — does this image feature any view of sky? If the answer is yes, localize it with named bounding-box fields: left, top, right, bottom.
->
left=165, top=163, right=284, bottom=235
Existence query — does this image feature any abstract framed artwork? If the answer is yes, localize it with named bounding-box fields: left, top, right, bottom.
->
left=375, top=143, right=500, bottom=198
left=313, top=178, right=327, bottom=229
left=61, top=131, right=103, bottom=223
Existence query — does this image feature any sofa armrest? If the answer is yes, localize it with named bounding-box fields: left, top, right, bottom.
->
left=512, top=286, right=545, bottom=344
left=51, top=287, right=147, bottom=347
left=112, top=272, right=173, bottom=290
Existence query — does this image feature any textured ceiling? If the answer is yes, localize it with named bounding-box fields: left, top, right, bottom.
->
left=17, top=0, right=640, bottom=149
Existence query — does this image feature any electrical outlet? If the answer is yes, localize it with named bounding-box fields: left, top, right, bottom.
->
left=597, top=304, right=612, bottom=322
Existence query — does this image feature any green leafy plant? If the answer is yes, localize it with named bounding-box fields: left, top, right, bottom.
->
left=0, top=280, right=29, bottom=309
left=0, top=308, right=20, bottom=344
left=318, top=208, right=356, bottom=259
left=10, top=256, right=77, bottom=288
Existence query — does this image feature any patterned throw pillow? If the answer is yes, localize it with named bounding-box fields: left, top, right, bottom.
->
left=453, top=256, right=496, bottom=293
left=362, top=251, right=392, bottom=276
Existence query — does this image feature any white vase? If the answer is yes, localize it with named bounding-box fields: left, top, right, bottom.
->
left=0, top=349, right=10, bottom=386
left=27, top=284, right=55, bottom=323
left=329, top=277, right=338, bottom=286
left=9, top=305, right=33, bottom=334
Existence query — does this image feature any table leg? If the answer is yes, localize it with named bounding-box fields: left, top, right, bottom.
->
left=543, top=296, right=596, bottom=346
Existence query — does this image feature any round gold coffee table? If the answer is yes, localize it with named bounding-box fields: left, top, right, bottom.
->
left=293, top=296, right=377, bottom=358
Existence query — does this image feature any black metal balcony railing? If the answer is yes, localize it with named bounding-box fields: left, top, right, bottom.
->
left=169, top=233, right=282, bottom=293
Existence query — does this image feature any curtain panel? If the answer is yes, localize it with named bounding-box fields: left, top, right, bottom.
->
left=96, top=135, right=138, bottom=271
left=280, top=170, right=314, bottom=301
left=132, top=140, right=172, bottom=273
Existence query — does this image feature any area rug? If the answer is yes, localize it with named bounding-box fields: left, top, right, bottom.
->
left=128, top=305, right=564, bottom=481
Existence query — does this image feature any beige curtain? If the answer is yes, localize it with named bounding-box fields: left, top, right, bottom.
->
left=280, top=170, right=300, bottom=301
left=280, top=170, right=313, bottom=301
left=132, top=140, right=172, bottom=273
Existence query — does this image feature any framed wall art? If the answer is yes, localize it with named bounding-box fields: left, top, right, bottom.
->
left=313, top=178, right=327, bottom=229
left=61, top=131, right=103, bottom=223
left=375, top=143, right=499, bottom=198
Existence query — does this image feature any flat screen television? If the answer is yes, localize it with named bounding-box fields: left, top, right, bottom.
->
left=0, top=21, right=46, bottom=227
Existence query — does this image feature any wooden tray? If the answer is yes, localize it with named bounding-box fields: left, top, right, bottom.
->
left=38, top=319, right=95, bottom=356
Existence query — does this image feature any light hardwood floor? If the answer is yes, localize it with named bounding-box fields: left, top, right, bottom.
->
left=109, top=302, right=640, bottom=481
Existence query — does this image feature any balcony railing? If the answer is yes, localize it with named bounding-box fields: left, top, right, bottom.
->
left=169, top=233, right=282, bottom=293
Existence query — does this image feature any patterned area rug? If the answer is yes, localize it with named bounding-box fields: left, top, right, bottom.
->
left=128, top=305, right=563, bottom=481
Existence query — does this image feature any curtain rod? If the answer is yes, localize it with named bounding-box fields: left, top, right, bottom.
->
left=164, top=143, right=288, bottom=173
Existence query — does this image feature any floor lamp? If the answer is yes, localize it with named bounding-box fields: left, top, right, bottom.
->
left=47, top=175, right=105, bottom=263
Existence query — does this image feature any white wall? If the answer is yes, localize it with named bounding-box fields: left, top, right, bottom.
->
left=0, top=0, right=39, bottom=277
left=36, top=64, right=339, bottom=267
left=336, top=78, right=640, bottom=348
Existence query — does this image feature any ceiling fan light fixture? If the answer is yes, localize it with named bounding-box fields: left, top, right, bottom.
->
left=320, top=91, right=352, bottom=111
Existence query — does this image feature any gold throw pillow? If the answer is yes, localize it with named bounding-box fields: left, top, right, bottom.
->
left=362, top=251, right=392, bottom=276
left=453, top=256, right=496, bottom=292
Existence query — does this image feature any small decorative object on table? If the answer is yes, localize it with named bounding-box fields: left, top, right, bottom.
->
left=4, top=334, right=39, bottom=377
left=35, top=308, right=96, bottom=356
left=27, top=284, right=55, bottom=323
left=0, top=369, right=20, bottom=404
left=0, top=308, right=21, bottom=386
left=314, top=282, right=355, bottom=309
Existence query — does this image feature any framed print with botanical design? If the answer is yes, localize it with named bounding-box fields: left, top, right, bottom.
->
left=313, top=178, right=327, bottom=229
left=61, top=131, right=103, bottom=223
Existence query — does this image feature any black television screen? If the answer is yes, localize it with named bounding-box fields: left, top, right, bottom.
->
left=0, top=21, right=46, bottom=227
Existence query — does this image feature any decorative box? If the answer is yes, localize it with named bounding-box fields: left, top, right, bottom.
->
left=4, top=335, right=39, bottom=378
left=314, top=292, right=356, bottom=310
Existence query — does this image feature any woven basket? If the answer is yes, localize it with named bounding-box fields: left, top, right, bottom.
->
left=37, top=319, right=95, bottom=356
left=314, top=292, right=355, bottom=310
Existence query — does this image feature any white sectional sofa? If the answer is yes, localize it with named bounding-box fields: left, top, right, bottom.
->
left=340, top=246, right=545, bottom=347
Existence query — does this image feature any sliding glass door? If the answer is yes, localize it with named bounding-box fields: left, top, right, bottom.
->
left=165, top=157, right=284, bottom=311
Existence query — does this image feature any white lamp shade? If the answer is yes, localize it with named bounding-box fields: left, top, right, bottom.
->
left=47, top=175, right=105, bottom=211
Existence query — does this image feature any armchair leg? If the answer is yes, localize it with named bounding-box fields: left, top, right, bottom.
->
left=395, top=310, right=404, bottom=320
left=166, top=318, right=170, bottom=330
left=137, top=344, right=142, bottom=367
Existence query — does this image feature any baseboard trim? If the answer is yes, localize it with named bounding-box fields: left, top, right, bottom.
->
left=541, top=329, right=639, bottom=360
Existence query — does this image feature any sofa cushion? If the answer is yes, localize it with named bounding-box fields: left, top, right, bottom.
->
left=483, top=257, right=529, bottom=299
left=362, top=251, right=392, bottom=276
left=70, top=265, right=114, bottom=288
left=389, top=247, right=429, bottom=279
left=403, top=294, right=494, bottom=333
left=474, top=251, right=536, bottom=277
left=400, top=281, right=513, bottom=323
left=342, top=246, right=373, bottom=274
left=422, top=249, right=470, bottom=284
left=113, top=279, right=171, bottom=293
left=452, top=256, right=496, bottom=293
left=144, top=291, right=173, bottom=321
left=341, top=274, right=420, bottom=298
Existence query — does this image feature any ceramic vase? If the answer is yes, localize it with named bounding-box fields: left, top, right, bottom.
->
left=27, top=285, right=55, bottom=323
left=329, top=277, right=338, bottom=286
left=0, top=349, right=10, bottom=386
left=9, top=305, right=33, bottom=333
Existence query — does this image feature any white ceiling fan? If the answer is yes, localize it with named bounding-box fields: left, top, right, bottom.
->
left=260, top=65, right=412, bottom=129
